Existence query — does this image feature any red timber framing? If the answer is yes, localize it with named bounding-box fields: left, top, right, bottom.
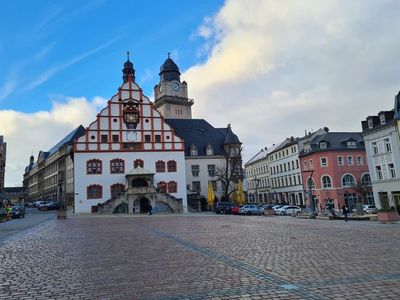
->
left=73, top=76, right=184, bottom=154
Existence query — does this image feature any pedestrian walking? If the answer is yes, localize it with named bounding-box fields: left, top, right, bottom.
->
left=148, top=203, right=153, bottom=215
left=342, top=204, right=349, bottom=222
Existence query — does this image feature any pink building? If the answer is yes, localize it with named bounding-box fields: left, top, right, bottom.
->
left=299, top=132, right=373, bottom=211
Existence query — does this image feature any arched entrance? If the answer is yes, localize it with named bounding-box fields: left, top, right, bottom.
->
left=139, top=197, right=150, bottom=213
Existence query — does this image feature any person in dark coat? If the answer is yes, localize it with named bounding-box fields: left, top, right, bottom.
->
left=148, top=203, right=153, bottom=215
left=342, top=204, right=349, bottom=222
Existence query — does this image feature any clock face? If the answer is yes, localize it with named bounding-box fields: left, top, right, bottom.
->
left=172, top=82, right=180, bottom=91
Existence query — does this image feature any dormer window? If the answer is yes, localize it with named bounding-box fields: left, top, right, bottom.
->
left=367, top=119, right=373, bottom=129
left=190, top=144, right=198, bottom=156
left=347, top=141, right=357, bottom=149
left=319, top=142, right=327, bottom=149
left=304, top=144, right=311, bottom=153
left=379, top=114, right=386, bottom=125
left=206, top=144, right=214, bottom=156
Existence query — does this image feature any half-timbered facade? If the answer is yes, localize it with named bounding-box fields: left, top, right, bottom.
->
left=73, top=56, right=187, bottom=213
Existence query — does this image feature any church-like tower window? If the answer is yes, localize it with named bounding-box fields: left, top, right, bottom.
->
left=87, top=159, right=102, bottom=174
left=110, top=159, right=124, bottom=174
left=157, top=181, right=167, bottom=193
left=167, top=160, right=177, bottom=172
left=101, top=135, right=108, bottom=143
left=134, top=159, right=144, bottom=168
left=156, top=160, right=166, bottom=172
left=168, top=181, right=177, bottom=193
left=110, top=183, right=125, bottom=199
left=155, top=135, right=161, bottom=143
left=87, top=184, right=102, bottom=199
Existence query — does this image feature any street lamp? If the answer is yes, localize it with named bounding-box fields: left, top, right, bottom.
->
left=253, top=176, right=260, bottom=204
left=303, top=170, right=316, bottom=218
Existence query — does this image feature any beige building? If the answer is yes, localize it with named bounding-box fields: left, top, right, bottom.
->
left=23, top=126, right=85, bottom=204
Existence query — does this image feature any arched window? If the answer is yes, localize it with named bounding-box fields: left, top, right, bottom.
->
left=168, top=181, right=177, bottom=193
left=342, top=174, right=356, bottom=187
left=167, top=160, right=177, bottom=172
left=307, top=177, right=315, bottom=190
left=87, top=159, right=102, bottom=174
left=111, top=183, right=125, bottom=198
left=110, top=159, right=124, bottom=174
left=87, top=184, right=102, bottom=199
left=190, top=144, right=198, bottom=156
left=157, top=181, right=167, bottom=193
left=155, top=160, right=165, bottom=172
left=321, top=176, right=332, bottom=188
left=361, top=173, right=371, bottom=186
left=134, top=159, right=144, bottom=168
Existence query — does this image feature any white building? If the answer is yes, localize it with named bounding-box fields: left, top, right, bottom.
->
left=154, top=57, right=242, bottom=208
left=244, top=146, right=277, bottom=203
left=73, top=57, right=187, bottom=213
left=361, top=93, right=400, bottom=209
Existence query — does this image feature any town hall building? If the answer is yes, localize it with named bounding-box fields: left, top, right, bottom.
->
left=23, top=54, right=242, bottom=213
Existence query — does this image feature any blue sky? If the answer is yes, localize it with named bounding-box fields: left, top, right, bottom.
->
left=2, top=0, right=400, bottom=186
left=0, top=0, right=223, bottom=112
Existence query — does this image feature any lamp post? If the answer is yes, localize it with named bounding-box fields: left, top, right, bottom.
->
left=253, top=176, right=260, bottom=204
left=303, top=170, right=316, bottom=218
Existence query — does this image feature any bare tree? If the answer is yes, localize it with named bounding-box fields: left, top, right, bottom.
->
left=214, top=147, right=243, bottom=202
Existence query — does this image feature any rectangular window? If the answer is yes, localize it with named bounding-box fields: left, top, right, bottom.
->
left=192, top=181, right=201, bottom=193
left=112, top=135, right=119, bottom=143
left=384, top=138, right=392, bottom=153
left=155, top=135, right=161, bottom=143
left=347, top=141, right=357, bottom=149
left=320, top=142, right=327, bottom=149
left=309, top=159, right=314, bottom=169
left=337, top=156, right=344, bottom=166
left=347, top=156, right=354, bottom=166
left=368, top=119, right=373, bottom=129
left=372, top=142, right=379, bottom=155
left=191, top=165, right=199, bottom=177
left=376, top=166, right=383, bottom=180
left=296, top=160, right=299, bottom=169
left=101, top=134, right=108, bottom=143
left=320, top=157, right=328, bottom=167
left=145, top=134, right=151, bottom=142
left=380, top=114, right=386, bottom=125
left=389, top=163, right=396, bottom=178
left=356, top=156, right=363, bottom=165
left=211, top=180, right=217, bottom=191
left=208, top=164, right=215, bottom=176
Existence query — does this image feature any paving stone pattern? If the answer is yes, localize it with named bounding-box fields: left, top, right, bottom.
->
left=1, top=214, right=400, bottom=299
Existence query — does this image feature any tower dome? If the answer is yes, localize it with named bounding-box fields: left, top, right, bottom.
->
left=159, top=55, right=181, bottom=82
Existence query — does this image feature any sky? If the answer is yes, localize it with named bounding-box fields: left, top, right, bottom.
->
left=1, top=0, right=400, bottom=186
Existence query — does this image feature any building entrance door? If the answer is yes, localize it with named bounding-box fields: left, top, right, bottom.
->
left=139, top=197, right=150, bottom=213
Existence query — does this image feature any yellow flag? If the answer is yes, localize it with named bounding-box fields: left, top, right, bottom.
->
left=208, top=181, right=215, bottom=207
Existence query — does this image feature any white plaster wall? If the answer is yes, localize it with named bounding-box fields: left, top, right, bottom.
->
left=185, top=156, right=225, bottom=200
left=74, top=151, right=187, bottom=213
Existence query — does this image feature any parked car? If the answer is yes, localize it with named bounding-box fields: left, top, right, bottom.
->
left=34, top=200, right=45, bottom=208
left=215, top=202, right=233, bottom=214
left=25, top=202, right=35, bottom=208
left=275, top=205, right=302, bottom=215
left=231, top=205, right=242, bottom=215
left=239, top=205, right=264, bottom=215
left=39, top=201, right=61, bottom=211
left=11, top=205, right=25, bottom=218
left=262, top=204, right=275, bottom=210
left=272, top=205, right=283, bottom=213
left=363, top=205, right=378, bottom=214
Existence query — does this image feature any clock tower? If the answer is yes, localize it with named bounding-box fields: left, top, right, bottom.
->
left=154, top=54, right=193, bottom=119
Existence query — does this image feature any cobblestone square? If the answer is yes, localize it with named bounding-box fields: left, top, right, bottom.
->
left=1, top=214, right=400, bottom=299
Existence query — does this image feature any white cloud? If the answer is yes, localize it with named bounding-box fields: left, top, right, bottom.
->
left=183, top=0, right=400, bottom=163
left=0, top=96, right=106, bottom=186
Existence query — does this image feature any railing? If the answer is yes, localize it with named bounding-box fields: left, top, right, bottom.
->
left=126, top=186, right=156, bottom=194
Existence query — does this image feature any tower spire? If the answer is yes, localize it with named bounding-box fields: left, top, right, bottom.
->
left=122, top=51, right=135, bottom=83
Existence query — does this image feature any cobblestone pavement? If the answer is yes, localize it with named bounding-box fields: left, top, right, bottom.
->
left=1, top=214, right=400, bottom=299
